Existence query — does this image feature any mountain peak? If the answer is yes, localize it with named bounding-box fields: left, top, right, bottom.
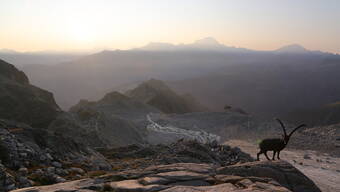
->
left=136, top=78, right=173, bottom=94
left=100, top=91, right=129, bottom=103
left=143, top=78, right=169, bottom=87
left=276, top=44, right=308, bottom=53
left=126, top=79, right=207, bottom=114
left=194, top=37, right=220, bottom=45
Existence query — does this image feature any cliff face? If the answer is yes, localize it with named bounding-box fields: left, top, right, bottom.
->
left=0, top=59, right=60, bottom=128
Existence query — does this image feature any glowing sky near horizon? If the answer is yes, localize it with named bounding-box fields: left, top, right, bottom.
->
left=0, top=0, right=339, bottom=53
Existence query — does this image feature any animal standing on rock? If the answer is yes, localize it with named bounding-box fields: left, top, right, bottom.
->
left=257, top=118, right=306, bottom=161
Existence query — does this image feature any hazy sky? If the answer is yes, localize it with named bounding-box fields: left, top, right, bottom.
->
left=1, top=0, right=339, bottom=53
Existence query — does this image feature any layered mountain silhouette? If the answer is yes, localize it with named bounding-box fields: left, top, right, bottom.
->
left=16, top=38, right=340, bottom=122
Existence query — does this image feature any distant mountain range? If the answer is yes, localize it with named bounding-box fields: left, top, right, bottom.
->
left=1, top=37, right=339, bottom=124
left=1, top=38, right=330, bottom=68
left=137, top=37, right=321, bottom=54
left=137, top=37, right=249, bottom=52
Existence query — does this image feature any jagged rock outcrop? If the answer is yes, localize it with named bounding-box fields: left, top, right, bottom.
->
left=0, top=119, right=111, bottom=191
left=217, top=161, right=321, bottom=192
left=126, top=79, right=207, bottom=114
left=12, top=161, right=321, bottom=192
left=0, top=59, right=60, bottom=128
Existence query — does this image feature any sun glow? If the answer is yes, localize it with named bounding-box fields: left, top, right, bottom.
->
left=0, top=0, right=339, bottom=53
left=67, top=22, right=95, bottom=43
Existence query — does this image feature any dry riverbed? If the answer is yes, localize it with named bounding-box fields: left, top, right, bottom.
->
left=224, top=140, right=340, bottom=192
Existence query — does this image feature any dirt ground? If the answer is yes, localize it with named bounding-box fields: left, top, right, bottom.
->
left=224, top=140, right=340, bottom=192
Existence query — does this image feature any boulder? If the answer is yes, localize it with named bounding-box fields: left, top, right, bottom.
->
left=217, top=160, right=321, bottom=192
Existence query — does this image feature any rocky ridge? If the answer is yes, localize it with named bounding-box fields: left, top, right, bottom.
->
left=12, top=161, right=320, bottom=192
left=0, top=59, right=60, bottom=128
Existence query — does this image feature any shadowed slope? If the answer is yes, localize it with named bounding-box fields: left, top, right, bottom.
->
left=0, top=59, right=60, bottom=127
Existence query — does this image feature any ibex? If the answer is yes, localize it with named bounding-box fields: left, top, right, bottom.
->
left=257, top=118, right=306, bottom=161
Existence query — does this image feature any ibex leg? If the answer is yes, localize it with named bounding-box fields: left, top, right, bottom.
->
left=257, top=151, right=263, bottom=161
left=272, top=151, right=276, bottom=160
left=264, top=151, right=270, bottom=160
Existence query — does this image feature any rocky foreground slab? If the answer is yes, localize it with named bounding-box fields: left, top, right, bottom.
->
left=13, top=161, right=320, bottom=192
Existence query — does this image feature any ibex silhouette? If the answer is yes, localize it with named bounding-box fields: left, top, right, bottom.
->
left=257, top=118, right=306, bottom=161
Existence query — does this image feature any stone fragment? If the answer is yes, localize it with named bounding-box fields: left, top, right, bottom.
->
left=69, top=167, right=85, bottom=175
left=18, top=167, right=28, bottom=175
left=52, top=161, right=62, bottom=168
left=237, top=179, right=253, bottom=187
